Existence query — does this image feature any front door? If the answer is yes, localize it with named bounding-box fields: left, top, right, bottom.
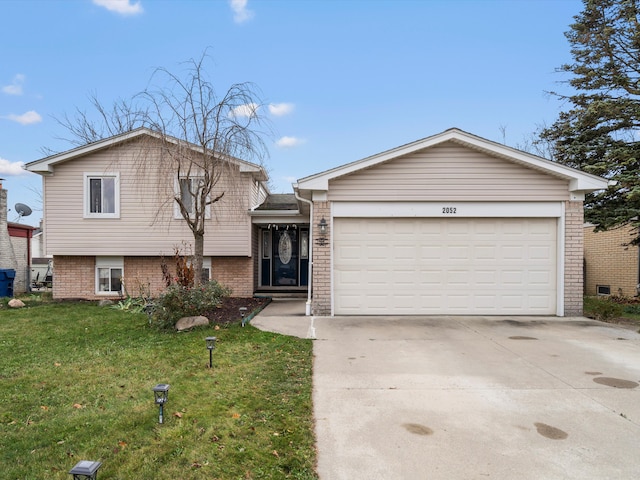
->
left=259, top=226, right=309, bottom=288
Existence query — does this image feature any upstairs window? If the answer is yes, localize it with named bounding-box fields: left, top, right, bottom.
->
left=174, top=176, right=211, bottom=219
left=84, top=173, right=120, bottom=218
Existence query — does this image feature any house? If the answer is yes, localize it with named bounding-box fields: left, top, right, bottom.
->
left=584, top=224, right=639, bottom=297
left=26, top=127, right=609, bottom=316
left=25, top=128, right=281, bottom=300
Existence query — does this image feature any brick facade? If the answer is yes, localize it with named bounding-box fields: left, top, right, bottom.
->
left=564, top=201, right=584, bottom=316
left=584, top=224, right=639, bottom=298
left=52, top=255, right=254, bottom=300
left=311, top=201, right=331, bottom=315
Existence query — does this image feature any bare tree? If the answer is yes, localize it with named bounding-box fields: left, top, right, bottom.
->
left=137, top=55, right=268, bottom=285
left=53, top=53, right=269, bottom=285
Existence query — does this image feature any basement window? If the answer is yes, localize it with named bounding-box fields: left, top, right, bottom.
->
left=596, top=285, right=611, bottom=296
left=96, top=256, right=123, bottom=295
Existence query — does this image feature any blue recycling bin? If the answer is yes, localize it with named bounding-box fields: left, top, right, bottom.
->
left=0, top=269, right=16, bottom=297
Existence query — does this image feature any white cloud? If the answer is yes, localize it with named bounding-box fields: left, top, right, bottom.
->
left=229, top=0, right=254, bottom=23
left=4, top=110, right=43, bottom=125
left=229, top=103, right=259, bottom=119
left=93, top=0, right=143, bottom=15
left=276, top=136, right=305, bottom=148
left=268, top=103, right=294, bottom=117
left=0, top=157, right=26, bottom=176
left=2, top=74, right=25, bottom=96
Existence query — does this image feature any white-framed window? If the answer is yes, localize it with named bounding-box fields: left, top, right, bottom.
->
left=96, top=257, right=123, bottom=295
left=84, top=173, right=120, bottom=218
left=174, top=176, right=211, bottom=219
left=202, top=257, right=211, bottom=283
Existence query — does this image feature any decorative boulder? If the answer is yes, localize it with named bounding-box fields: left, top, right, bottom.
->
left=8, top=299, right=25, bottom=308
left=176, top=315, right=209, bottom=331
left=98, top=299, right=114, bottom=307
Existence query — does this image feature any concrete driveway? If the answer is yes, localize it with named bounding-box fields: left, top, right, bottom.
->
left=253, top=302, right=640, bottom=479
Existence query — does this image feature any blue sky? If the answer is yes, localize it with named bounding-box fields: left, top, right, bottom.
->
left=1, top=0, right=583, bottom=227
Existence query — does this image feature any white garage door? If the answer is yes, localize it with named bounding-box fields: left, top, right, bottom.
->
left=334, top=217, right=557, bottom=315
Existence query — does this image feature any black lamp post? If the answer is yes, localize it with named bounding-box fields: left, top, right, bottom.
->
left=205, top=336, right=217, bottom=368
left=69, top=460, right=102, bottom=480
left=152, top=383, right=170, bottom=424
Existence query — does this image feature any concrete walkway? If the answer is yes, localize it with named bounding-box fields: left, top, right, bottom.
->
left=252, top=301, right=640, bottom=479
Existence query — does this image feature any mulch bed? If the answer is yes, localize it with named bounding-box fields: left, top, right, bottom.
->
left=203, top=297, right=270, bottom=324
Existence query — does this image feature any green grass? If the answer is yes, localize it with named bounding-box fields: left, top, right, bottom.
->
left=0, top=300, right=317, bottom=479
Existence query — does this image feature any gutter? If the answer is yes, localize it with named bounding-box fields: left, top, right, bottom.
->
left=294, top=186, right=313, bottom=316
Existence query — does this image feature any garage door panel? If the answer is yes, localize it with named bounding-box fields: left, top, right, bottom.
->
left=334, top=217, right=557, bottom=315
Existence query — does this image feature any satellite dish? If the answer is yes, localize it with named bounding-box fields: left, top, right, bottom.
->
left=14, top=203, right=32, bottom=221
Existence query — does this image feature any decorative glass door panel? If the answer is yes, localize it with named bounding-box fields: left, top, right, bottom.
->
left=273, top=229, right=298, bottom=286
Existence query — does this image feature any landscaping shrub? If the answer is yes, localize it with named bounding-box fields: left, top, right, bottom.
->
left=149, top=280, right=231, bottom=330
left=584, top=296, right=624, bottom=321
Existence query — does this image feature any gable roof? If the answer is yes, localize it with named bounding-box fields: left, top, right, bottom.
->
left=24, top=127, right=268, bottom=180
left=296, top=128, right=612, bottom=193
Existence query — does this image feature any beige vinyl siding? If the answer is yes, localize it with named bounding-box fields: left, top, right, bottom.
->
left=44, top=141, right=253, bottom=257
left=328, top=142, right=570, bottom=202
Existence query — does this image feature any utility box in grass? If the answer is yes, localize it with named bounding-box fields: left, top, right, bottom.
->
left=0, top=269, right=16, bottom=297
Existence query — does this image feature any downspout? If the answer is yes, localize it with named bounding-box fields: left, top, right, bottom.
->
left=294, top=186, right=313, bottom=316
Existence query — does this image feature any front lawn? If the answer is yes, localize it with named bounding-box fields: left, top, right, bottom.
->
left=0, top=300, right=317, bottom=479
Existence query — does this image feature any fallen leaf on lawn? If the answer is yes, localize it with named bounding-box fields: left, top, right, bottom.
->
left=272, top=450, right=279, bottom=458
left=72, top=403, right=83, bottom=409
left=54, top=362, right=61, bottom=367
left=173, top=412, right=183, bottom=418
left=118, top=441, right=127, bottom=448
left=272, top=432, right=280, bottom=436
left=191, top=462, right=202, bottom=469
left=40, top=406, right=49, bottom=411
left=214, top=325, right=220, bottom=330
left=232, top=413, right=240, bottom=419
left=57, top=440, right=65, bottom=445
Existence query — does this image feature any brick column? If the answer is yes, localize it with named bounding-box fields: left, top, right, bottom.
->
left=564, top=201, right=584, bottom=316
left=312, top=201, right=331, bottom=315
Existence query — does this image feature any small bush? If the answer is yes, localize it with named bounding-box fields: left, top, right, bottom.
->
left=150, top=280, right=231, bottom=330
left=585, top=296, right=624, bottom=321
left=623, top=304, right=640, bottom=315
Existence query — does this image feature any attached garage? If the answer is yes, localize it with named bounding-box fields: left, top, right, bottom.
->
left=333, top=217, right=557, bottom=315
left=296, top=128, right=611, bottom=317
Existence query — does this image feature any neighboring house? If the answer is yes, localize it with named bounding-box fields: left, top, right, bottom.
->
left=8, top=222, right=35, bottom=294
left=584, top=224, right=639, bottom=297
left=0, top=179, right=34, bottom=295
left=26, top=127, right=609, bottom=316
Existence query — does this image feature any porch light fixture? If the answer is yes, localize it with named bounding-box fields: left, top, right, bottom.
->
left=152, top=383, right=170, bottom=424
left=240, top=306, right=248, bottom=327
left=318, top=218, right=328, bottom=236
left=205, top=336, right=217, bottom=368
left=68, top=460, right=102, bottom=480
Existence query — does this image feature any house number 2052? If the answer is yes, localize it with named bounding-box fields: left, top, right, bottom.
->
left=442, top=207, right=457, bottom=214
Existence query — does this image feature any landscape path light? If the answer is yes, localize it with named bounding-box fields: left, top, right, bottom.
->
left=206, top=336, right=217, bottom=368
left=240, top=306, right=248, bottom=326
left=68, top=460, right=102, bottom=480
left=152, top=383, right=170, bottom=424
